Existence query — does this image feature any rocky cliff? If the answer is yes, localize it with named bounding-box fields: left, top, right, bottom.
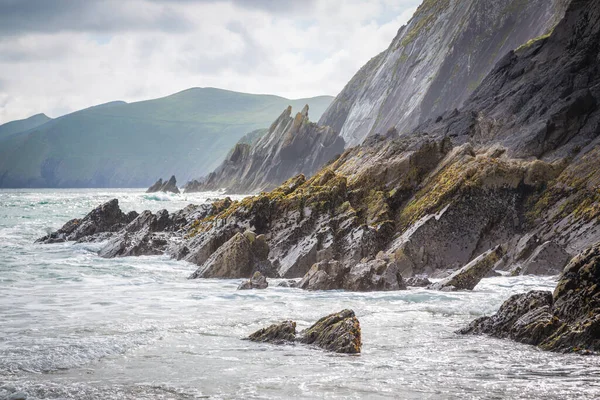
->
left=319, top=0, right=570, bottom=146
left=37, top=0, right=600, bottom=353
left=184, top=105, right=345, bottom=194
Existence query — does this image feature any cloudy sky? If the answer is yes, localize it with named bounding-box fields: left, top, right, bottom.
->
left=0, top=0, right=420, bottom=124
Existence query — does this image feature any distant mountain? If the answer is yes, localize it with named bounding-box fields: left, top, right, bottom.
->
left=0, top=113, right=51, bottom=141
left=319, top=0, right=570, bottom=146
left=0, top=88, right=333, bottom=188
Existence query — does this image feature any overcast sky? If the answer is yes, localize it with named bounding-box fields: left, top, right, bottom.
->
left=0, top=0, right=420, bottom=124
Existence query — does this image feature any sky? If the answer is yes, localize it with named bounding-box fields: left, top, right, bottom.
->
left=0, top=0, right=420, bottom=124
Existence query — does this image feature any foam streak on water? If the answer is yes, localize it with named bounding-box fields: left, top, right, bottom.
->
left=1, top=189, right=599, bottom=399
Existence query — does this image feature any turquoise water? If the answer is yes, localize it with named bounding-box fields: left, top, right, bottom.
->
left=1, top=189, right=599, bottom=399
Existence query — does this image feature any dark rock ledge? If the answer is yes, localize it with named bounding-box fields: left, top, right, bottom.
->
left=459, top=242, right=600, bottom=354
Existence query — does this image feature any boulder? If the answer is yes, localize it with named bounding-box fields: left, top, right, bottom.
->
left=247, top=321, right=296, bottom=344
left=296, top=261, right=348, bottom=290
left=247, top=309, right=361, bottom=354
left=344, top=259, right=407, bottom=291
left=189, top=231, right=273, bottom=279
left=298, top=309, right=362, bottom=354
left=238, top=271, right=269, bottom=290
left=36, top=199, right=136, bottom=243
left=429, top=245, right=503, bottom=291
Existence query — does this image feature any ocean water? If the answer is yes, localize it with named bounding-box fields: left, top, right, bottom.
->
left=1, top=189, right=599, bottom=400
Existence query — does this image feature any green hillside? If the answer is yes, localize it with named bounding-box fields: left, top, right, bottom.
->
left=0, top=88, right=333, bottom=188
left=0, top=113, right=51, bottom=141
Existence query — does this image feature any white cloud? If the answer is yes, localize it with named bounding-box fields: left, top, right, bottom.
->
left=0, top=0, right=419, bottom=123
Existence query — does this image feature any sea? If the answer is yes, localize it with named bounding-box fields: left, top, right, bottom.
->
left=1, top=189, right=599, bottom=399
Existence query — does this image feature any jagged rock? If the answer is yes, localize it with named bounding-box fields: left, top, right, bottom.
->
left=247, top=321, right=296, bottom=344
left=459, top=241, right=600, bottom=353
left=185, top=105, right=345, bottom=194
left=238, top=271, right=269, bottom=290
left=146, top=175, right=180, bottom=194
left=247, top=309, right=361, bottom=354
left=189, top=232, right=273, bottom=279
left=36, top=199, right=136, bottom=243
left=405, top=276, right=432, bottom=287
left=97, top=206, right=207, bottom=258
left=298, top=309, right=362, bottom=354
left=146, top=178, right=163, bottom=193
left=429, top=246, right=504, bottom=291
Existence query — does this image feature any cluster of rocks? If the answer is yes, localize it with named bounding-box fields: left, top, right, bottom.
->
left=248, top=309, right=362, bottom=354
left=146, top=175, right=180, bottom=194
left=460, top=242, right=600, bottom=353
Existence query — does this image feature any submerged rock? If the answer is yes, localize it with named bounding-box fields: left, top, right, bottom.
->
left=238, top=271, right=269, bottom=290
left=247, top=309, right=362, bottom=354
left=459, top=242, right=600, bottom=353
left=405, top=276, right=432, bottom=287
left=429, top=246, right=503, bottom=291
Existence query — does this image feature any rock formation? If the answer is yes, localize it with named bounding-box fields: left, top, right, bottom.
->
left=146, top=175, right=180, bottom=194
left=247, top=309, right=362, bottom=354
left=37, top=0, right=600, bottom=315
left=36, top=199, right=138, bottom=244
left=319, top=0, right=570, bottom=146
left=459, top=242, right=600, bottom=353
left=184, top=105, right=345, bottom=194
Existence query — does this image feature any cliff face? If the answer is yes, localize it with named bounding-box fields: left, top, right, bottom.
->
left=319, top=0, right=570, bottom=147
left=185, top=105, right=345, bottom=194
